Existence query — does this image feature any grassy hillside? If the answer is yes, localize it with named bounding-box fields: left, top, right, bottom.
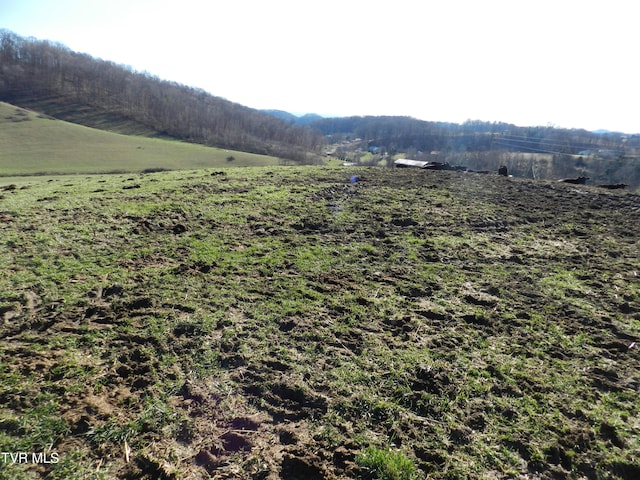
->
left=0, top=102, right=282, bottom=175
left=0, top=97, right=162, bottom=138
left=0, top=167, right=639, bottom=479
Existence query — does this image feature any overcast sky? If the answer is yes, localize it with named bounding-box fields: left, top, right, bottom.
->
left=3, top=0, right=638, bottom=132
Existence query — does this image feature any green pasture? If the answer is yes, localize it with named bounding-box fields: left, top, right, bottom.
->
left=0, top=163, right=638, bottom=478
left=0, top=102, right=281, bottom=175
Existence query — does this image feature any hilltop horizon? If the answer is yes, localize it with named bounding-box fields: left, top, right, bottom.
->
left=263, top=109, right=638, bottom=136
left=3, top=0, right=639, bottom=134
left=1, top=26, right=637, bottom=135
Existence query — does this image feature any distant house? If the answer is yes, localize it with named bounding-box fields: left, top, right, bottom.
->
left=393, top=158, right=467, bottom=171
left=577, top=149, right=621, bottom=159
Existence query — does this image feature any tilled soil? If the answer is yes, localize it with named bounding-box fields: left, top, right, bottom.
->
left=0, top=167, right=639, bottom=479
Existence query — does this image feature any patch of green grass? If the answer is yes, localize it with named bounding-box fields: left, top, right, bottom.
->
left=44, top=450, right=109, bottom=480
left=356, top=445, right=419, bottom=480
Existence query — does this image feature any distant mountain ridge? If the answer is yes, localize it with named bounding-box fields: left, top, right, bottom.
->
left=261, top=110, right=326, bottom=126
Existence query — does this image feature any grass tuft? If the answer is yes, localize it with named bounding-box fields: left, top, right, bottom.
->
left=356, top=446, right=419, bottom=480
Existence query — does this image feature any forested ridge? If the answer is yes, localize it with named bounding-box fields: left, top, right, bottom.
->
left=0, top=30, right=323, bottom=162
left=309, top=116, right=640, bottom=158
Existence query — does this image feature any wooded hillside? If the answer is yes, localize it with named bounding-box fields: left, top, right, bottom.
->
left=0, top=30, right=324, bottom=162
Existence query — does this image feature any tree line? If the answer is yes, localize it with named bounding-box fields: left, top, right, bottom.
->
left=309, top=116, right=639, bottom=158
left=0, top=30, right=324, bottom=162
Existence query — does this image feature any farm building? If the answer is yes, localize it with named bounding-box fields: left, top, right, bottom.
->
left=393, top=159, right=431, bottom=168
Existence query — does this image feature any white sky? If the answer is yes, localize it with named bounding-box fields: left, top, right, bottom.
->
left=2, top=0, right=638, bottom=132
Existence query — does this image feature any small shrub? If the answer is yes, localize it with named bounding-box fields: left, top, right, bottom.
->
left=226, top=155, right=235, bottom=162
left=356, top=446, right=419, bottom=480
